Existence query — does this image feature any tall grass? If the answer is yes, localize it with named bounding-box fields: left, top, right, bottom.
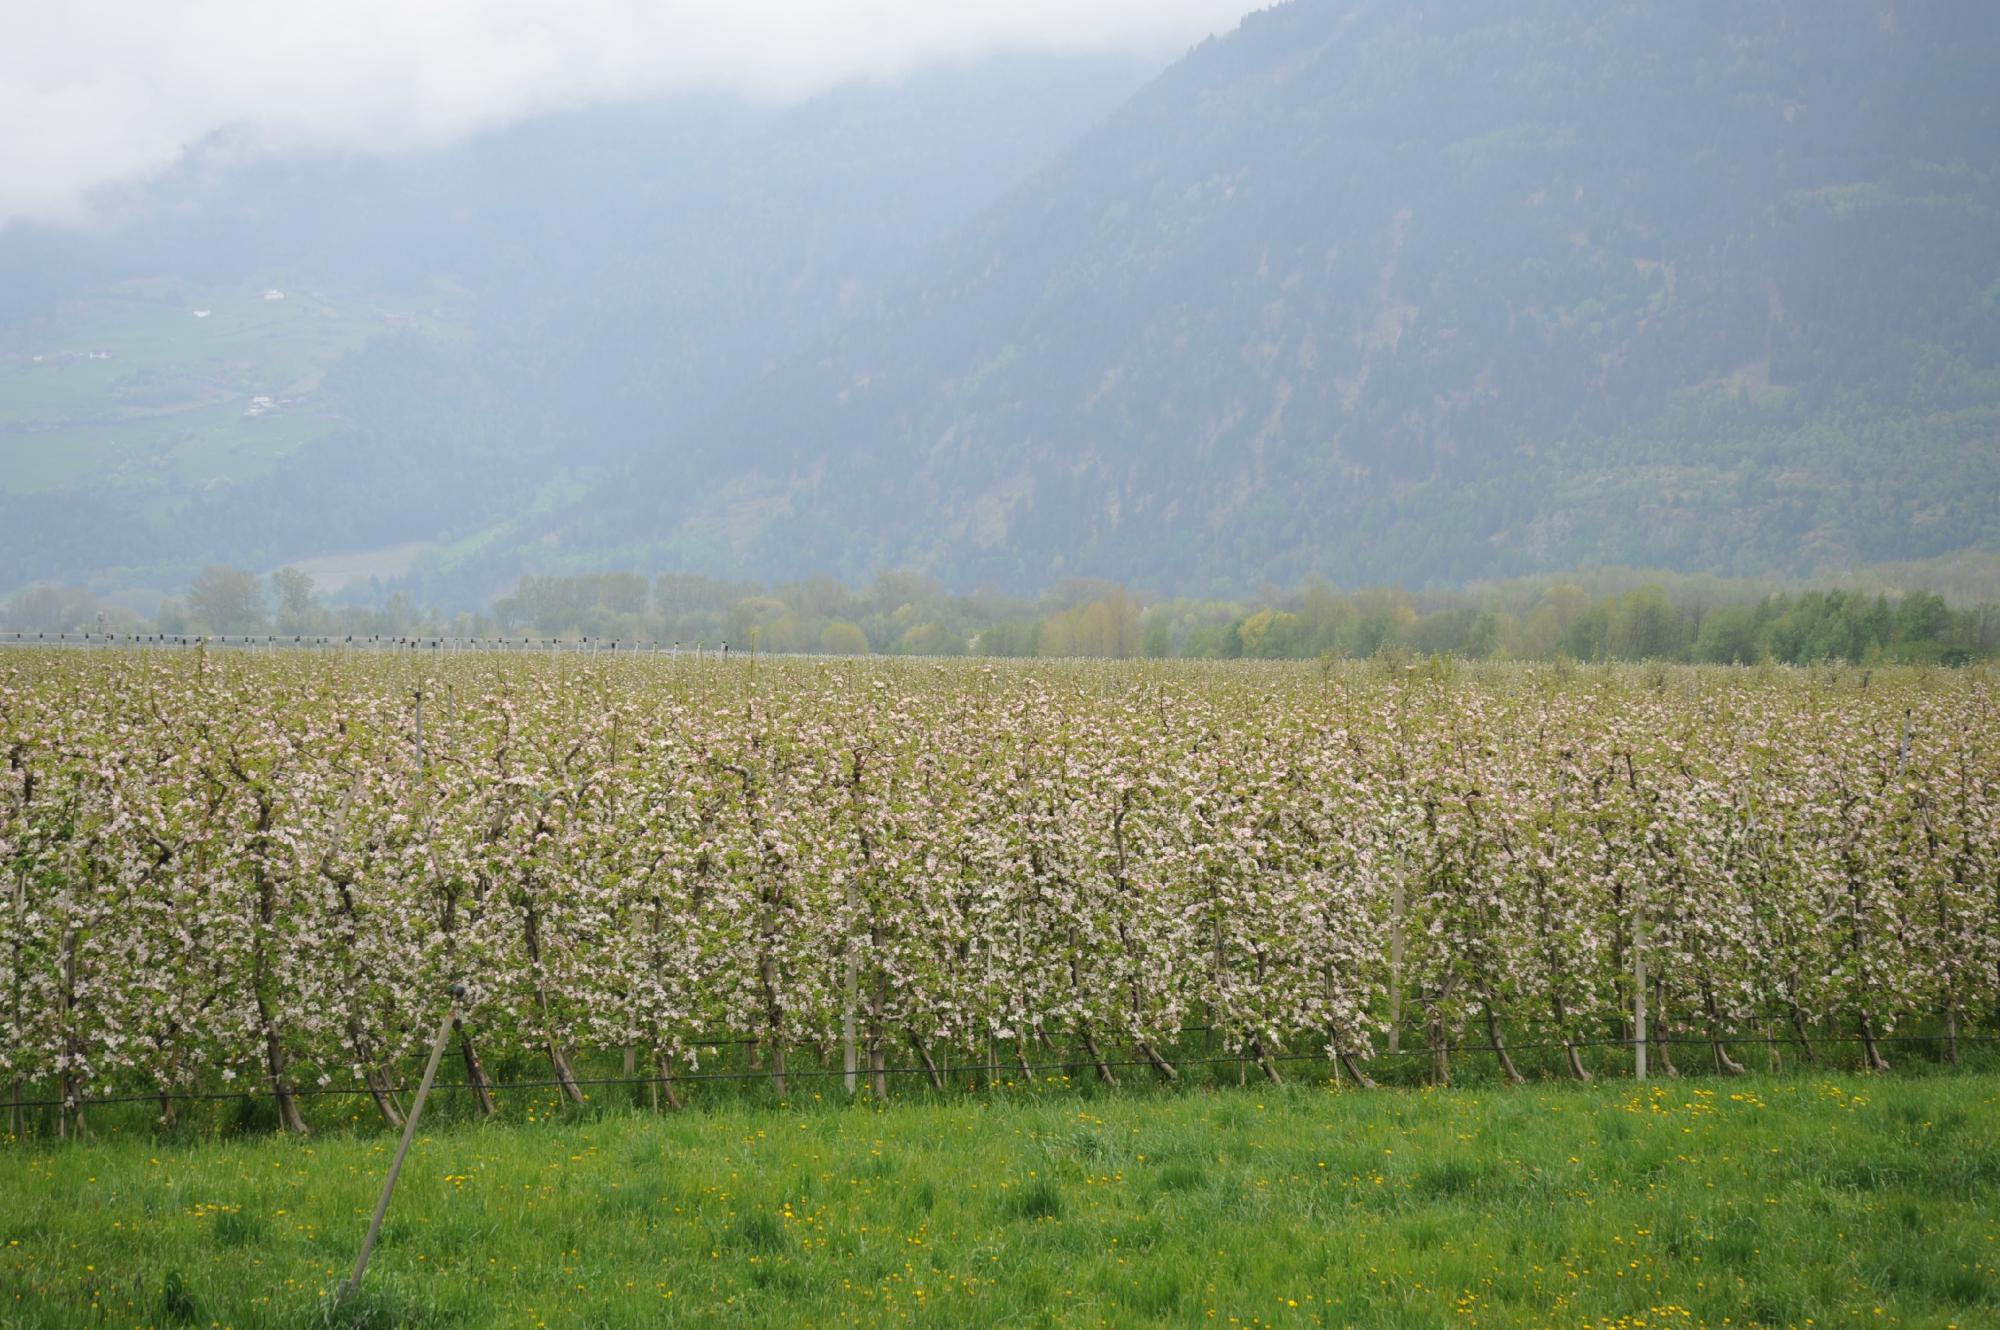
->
left=4, top=1069, right=1996, bottom=1327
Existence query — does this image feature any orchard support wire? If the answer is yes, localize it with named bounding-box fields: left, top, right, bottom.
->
left=10, top=1028, right=1997, bottom=1127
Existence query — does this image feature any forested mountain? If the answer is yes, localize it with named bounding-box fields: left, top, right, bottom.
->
left=9, top=0, right=1998, bottom=610
left=0, top=54, right=1152, bottom=603
left=532, top=0, right=2000, bottom=595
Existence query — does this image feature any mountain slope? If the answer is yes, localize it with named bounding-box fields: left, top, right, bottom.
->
left=545, top=0, right=2000, bottom=594
left=0, top=53, right=1153, bottom=602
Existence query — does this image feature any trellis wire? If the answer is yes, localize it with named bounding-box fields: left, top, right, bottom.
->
left=11, top=1031, right=1992, bottom=1115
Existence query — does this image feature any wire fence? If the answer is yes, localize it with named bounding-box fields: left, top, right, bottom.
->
left=11, top=1028, right=1994, bottom=1115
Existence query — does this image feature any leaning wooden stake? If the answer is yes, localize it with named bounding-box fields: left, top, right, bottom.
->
left=339, top=992, right=459, bottom=1307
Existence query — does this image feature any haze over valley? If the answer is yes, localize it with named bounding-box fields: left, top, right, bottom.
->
left=3, top=0, right=1997, bottom=642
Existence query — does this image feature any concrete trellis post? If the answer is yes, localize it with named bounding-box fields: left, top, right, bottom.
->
left=1633, top=884, right=1648, bottom=1081
left=1387, top=869, right=1406, bottom=1055
left=843, top=933, right=860, bottom=1096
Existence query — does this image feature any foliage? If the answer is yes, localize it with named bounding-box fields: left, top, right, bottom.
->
left=184, top=567, right=266, bottom=635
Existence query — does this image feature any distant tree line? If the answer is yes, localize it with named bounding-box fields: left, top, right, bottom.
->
left=486, top=569, right=1998, bottom=665
left=2, top=568, right=476, bottom=642
left=7, top=565, right=1996, bottom=666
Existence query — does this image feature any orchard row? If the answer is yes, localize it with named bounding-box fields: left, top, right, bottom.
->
left=3, top=651, right=1995, bottom=1133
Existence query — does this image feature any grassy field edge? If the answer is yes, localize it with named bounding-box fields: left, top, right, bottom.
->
left=4, top=1069, right=1998, bottom=1329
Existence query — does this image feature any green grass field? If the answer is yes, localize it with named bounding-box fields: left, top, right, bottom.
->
left=4, top=1068, right=1996, bottom=1329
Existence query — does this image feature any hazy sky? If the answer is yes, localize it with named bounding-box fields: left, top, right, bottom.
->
left=1, top=0, right=1259, bottom=226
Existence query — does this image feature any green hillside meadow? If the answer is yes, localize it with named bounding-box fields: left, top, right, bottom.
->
left=0, top=279, right=413, bottom=495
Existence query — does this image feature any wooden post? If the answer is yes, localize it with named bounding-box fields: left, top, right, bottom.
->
left=339, top=993, right=458, bottom=1306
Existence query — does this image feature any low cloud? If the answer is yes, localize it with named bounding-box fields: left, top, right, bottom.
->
left=2, top=0, right=1255, bottom=226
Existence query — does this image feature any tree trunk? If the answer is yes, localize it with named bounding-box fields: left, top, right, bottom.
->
left=908, top=1032, right=946, bottom=1091
left=256, top=994, right=309, bottom=1135
left=868, top=973, right=889, bottom=1101
left=1702, top=985, right=1745, bottom=1076
left=1249, top=1034, right=1283, bottom=1085
left=1857, top=1010, right=1891, bottom=1073
left=364, top=1067, right=407, bottom=1129
left=548, top=1041, right=585, bottom=1105
left=1080, top=1027, right=1118, bottom=1088
left=1135, top=1039, right=1178, bottom=1084
left=1788, top=1000, right=1816, bottom=1065
left=1551, top=994, right=1591, bottom=1082
left=866, top=1039, right=888, bottom=1101
left=1484, top=1003, right=1526, bottom=1085
left=240, top=782, right=305, bottom=1134
left=457, top=1023, right=496, bottom=1116
left=769, top=1042, right=789, bottom=1098
left=1650, top=981, right=1678, bottom=1078
left=344, top=1005, right=406, bottom=1127
left=758, top=972, right=790, bottom=1093
left=652, top=1052, right=683, bottom=1111
left=521, top=892, right=584, bottom=1105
